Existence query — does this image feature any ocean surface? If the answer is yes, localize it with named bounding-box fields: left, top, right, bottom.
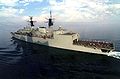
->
left=0, top=23, right=120, bottom=79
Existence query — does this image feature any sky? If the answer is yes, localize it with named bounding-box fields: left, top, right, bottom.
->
left=0, top=0, right=120, bottom=23
left=0, top=0, right=120, bottom=41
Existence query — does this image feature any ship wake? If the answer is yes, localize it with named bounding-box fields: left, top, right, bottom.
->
left=108, top=51, right=120, bottom=59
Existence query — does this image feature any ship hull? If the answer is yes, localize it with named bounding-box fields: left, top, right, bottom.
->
left=11, top=34, right=120, bottom=79
left=11, top=33, right=111, bottom=55
left=12, top=36, right=119, bottom=67
left=12, top=36, right=110, bottom=62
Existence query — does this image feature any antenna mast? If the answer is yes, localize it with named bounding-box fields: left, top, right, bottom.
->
left=48, top=11, right=53, bottom=28
left=28, top=16, right=36, bottom=27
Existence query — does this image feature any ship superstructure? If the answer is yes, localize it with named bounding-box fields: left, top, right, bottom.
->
left=11, top=11, right=114, bottom=55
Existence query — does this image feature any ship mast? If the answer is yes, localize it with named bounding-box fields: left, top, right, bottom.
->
left=48, top=11, right=54, bottom=28
left=28, top=16, right=36, bottom=27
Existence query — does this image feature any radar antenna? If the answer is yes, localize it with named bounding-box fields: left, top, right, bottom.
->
left=27, top=16, right=36, bottom=27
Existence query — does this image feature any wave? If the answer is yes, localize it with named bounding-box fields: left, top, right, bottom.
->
left=108, top=51, right=120, bottom=59
left=0, top=47, right=8, bottom=50
left=0, top=55, right=22, bottom=64
left=0, top=50, right=23, bottom=55
left=0, top=50, right=23, bottom=64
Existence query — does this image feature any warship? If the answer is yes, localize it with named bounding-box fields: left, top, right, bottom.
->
left=11, top=11, right=114, bottom=55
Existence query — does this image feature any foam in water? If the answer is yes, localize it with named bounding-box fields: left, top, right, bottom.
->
left=108, top=51, right=120, bottom=59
